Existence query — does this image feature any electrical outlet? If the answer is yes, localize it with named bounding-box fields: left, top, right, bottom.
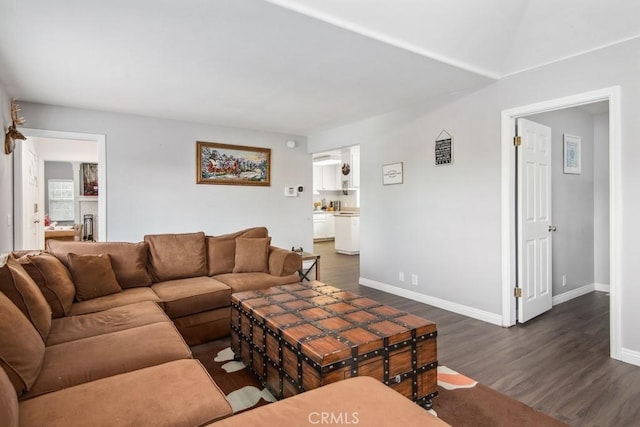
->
left=411, top=274, right=418, bottom=286
left=399, top=272, right=404, bottom=282
left=562, top=274, right=567, bottom=287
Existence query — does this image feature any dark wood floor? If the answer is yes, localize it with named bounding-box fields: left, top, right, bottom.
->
left=313, top=240, right=640, bottom=427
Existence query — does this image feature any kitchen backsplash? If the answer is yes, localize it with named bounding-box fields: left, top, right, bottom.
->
left=313, top=190, right=359, bottom=210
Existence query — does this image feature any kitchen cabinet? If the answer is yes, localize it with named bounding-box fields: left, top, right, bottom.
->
left=313, top=165, right=340, bottom=191
left=334, top=214, right=359, bottom=255
left=313, top=166, right=322, bottom=193
left=313, top=212, right=335, bottom=239
left=351, top=148, right=360, bottom=188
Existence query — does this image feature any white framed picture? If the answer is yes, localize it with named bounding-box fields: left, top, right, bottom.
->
left=563, top=134, right=581, bottom=174
left=382, top=162, right=403, bottom=185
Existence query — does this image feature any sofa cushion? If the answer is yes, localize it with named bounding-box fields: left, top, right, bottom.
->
left=172, top=308, right=231, bottom=346
left=208, top=376, right=450, bottom=427
left=17, top=252, right=75, bottom=318
left=19, top=360, right=233, bottom=427
left=22, top=322, right=192, bottom=399
left=68, top=287, right=162, bottom=316
left=67, top=253, right=122, bottom=301
left=233, top=237, right=271, bottom=273
left=151, top=277, right=231, bottom=318
left=47, top=301, right=171, bottom=346
left=206, top=227, right=268, bottom=276
left=47, top=240, right=153, bottom=288
left=145, top=232, right=207, bottom=282
left=0, top=254, right=52, bottom=341
left=0, top=289, right=45, bottom=396
left=0, top=368, right=18, bottom=427
left=215, top=272, right=301, bottom=293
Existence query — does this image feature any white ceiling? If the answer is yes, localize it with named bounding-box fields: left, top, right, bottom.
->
left=0, top=0, right=636, bottom=135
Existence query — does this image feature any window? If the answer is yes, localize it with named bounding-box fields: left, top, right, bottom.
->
left=48, top=180, right=74, bottom=221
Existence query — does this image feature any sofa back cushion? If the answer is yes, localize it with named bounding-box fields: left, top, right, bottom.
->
left=17, top=252, right=75, bottom=318
left=233, top=237, right=271, bottom=273
left=47, top=241, right=153, bottom=288
left=207, top=227, right=268, bottom=276
left=144, top=232, right=207, bottom=282
left=67, top=253, right=123, bottom=301
left=0, top=254, right=52, bottom=341
left=0, top=286, right=45, bottom=396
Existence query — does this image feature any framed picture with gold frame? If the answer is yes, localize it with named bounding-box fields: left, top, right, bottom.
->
left=196, top=141, right=271, bottom=186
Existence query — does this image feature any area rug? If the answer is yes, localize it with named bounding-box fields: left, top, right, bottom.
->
left=192, top=339, right=568, bottom=426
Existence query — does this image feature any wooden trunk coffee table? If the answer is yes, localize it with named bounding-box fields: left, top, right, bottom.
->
left=230, top=281, right=438, bottom=408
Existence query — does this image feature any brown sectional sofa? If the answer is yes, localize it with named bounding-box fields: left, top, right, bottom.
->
left=44, top=227, right=301, bottom=345
left=0, top=226, right=447, bottom=426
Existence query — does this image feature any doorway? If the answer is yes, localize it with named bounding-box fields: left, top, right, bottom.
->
left=500, top=86, right=621, bottom=360
left=311, top=145, right=360, bottom=252
left=14, top=129, right=107, bottom=249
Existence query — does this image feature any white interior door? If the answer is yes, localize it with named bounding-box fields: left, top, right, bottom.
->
left=14, top=139, right=43, bottom=250
left=517, top=118, right=553, bottom=322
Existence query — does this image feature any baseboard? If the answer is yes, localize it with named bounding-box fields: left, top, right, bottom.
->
left=552, top=284, right=595, bottom=306
left=617, top=347, right=640, bottom=367
left=594, top=283, right=611, bottom=292
left=359, top=277, right=503, bottom=326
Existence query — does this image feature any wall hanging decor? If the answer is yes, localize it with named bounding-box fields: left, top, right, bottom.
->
left=382, top=162, right=403, bottom=185
left=196, top=141, right=271, bottom=186
left=563, top=134, right=581, bottom=174
left=435, top=129, right=453, bottom=165
left=82, top=163, right=99, bottom=196
left=4, top=99, right=26, bottom=155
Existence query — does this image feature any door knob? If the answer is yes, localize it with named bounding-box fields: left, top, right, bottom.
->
left=548, top=225, right=557, bottom=232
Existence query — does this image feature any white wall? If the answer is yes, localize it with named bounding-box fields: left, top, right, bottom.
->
left=0, top=84, right=12, bottom=253
left=308, top=37, right=640, bottom=356
left=594, top=114, right=610, bottom=286
left=20, top=103, right=313, bottom=250
left=527, top=108, right=598, bottom=296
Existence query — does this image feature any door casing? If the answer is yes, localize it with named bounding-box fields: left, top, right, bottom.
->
left=500, top=86, right=621, bottom=360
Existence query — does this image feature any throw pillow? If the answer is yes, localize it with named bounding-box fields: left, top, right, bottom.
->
left=0, top=284, right=46, bottom=396
left=67, top=253, right=122, bottom=301
left=206, top=236, right=237, bottom=276
left=0, top=254, right=52, bottom=341
left=17, top=252, right=75, bottom=318
left=46, top=241, right=153, bottom=288
left=233, top=237, right=271, bottom=273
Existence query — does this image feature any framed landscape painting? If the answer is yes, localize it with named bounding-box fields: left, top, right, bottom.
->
left=196, top=141, right=271, bottom=186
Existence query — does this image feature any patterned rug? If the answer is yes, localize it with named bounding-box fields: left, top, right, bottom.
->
left=192, top=338, right=568, bottom=426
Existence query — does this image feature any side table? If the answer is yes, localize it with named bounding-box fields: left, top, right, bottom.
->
left=298, top=252, right=320, bottom=281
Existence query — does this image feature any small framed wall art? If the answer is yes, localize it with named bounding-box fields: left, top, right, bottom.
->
left=196, top=141, right=271, bottom=186
left=382, top=162, right=403, bottom=185
left=81, top=163, right=98, bottom=196
left=563, top=134, right=581, bottom=174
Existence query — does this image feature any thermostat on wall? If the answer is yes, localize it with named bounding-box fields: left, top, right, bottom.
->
left=284, top=186, right=298, bottom=197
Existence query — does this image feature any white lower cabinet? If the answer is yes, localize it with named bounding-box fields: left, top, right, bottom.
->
left=334, top=215, right=359, bottom=255
left=313, top=212, right=335, bottom=239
